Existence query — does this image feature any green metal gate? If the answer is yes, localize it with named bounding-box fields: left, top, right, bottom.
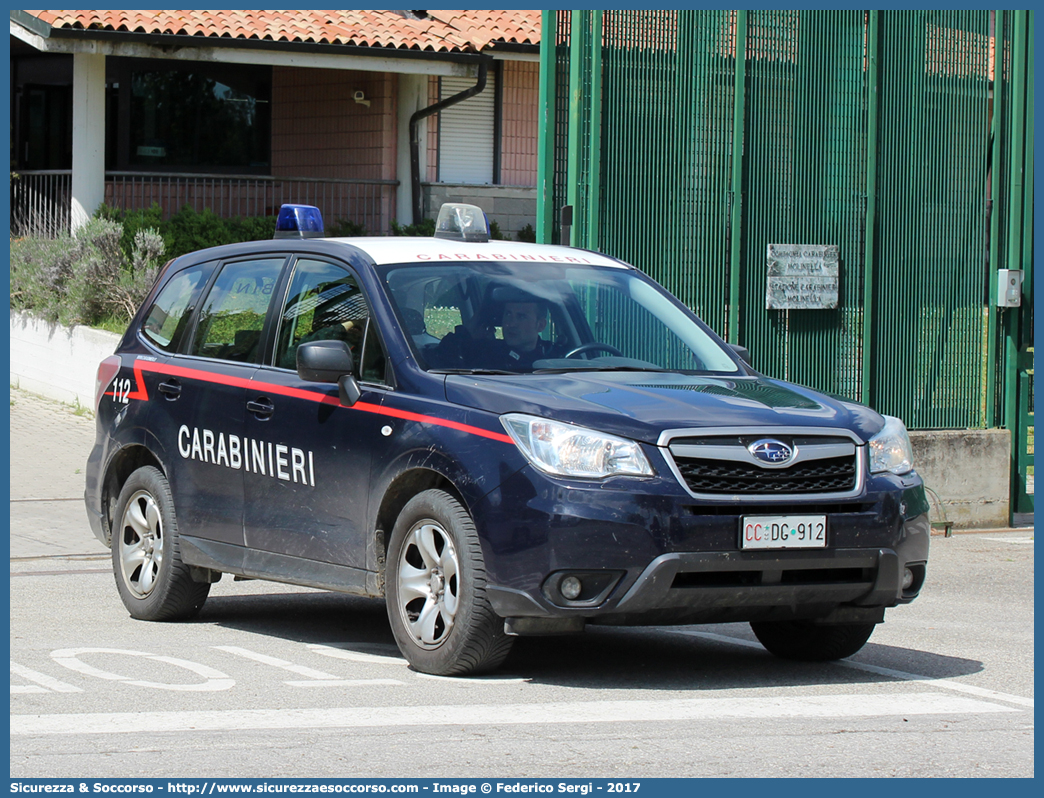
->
left=539, top=10, right=1034, bottom=515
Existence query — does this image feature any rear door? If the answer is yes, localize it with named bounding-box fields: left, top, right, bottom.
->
left=148, top=255, right=287, bottom=547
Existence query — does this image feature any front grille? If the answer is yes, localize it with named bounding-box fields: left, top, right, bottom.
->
left=673, top=454, right=857, bottom=495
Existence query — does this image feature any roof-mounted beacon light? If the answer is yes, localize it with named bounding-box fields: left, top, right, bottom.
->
left=434, top=203, right=490, bottom=243
left=274, top=204, right=325, bottom=239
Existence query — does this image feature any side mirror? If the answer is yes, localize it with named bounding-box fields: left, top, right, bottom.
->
left=728, top=343, right=752, bottom=366
left=296, top=340, right=361, bottom=407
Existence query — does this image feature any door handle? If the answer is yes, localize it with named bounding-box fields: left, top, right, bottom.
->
left=157, top=380, right=181, bottom=399
left=247, top=398, right=275, bottom=419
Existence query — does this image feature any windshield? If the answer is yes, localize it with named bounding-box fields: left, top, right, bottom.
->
left=377, top=260, right=740, bottom=375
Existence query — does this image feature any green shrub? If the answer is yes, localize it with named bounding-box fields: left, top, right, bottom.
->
left=390, top=218, right=436, bottom=237
left=96, top=204, right=279, bottom=262
left=327, top=218, right=368, bottom=237
left=516, top=224, right=536, bottom=243
left=10, top=218, right=165, bottom=328
left=489, top=220, right=507, bottom=241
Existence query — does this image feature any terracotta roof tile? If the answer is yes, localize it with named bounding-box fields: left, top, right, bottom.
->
left=22, top=10, right=542, bottom=53
left=426, top=10, right=542, bottom=50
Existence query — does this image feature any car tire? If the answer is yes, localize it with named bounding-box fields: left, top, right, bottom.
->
left=750, top=619, right=877, bottom=661
left=385, top=489, right=513, bottom=676
left=111, top=466, right=210, bottom=621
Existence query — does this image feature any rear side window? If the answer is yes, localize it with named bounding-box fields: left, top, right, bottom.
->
left=141, top=263, right=215, bottom=353
left=190, top=258, right=285, bottom=363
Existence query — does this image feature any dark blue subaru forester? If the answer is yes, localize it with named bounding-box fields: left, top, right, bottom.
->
left=85, top=203, right=929, bottom=675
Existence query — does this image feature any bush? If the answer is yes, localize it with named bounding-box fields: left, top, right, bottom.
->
left=96, top=203, right=280, bottom=262
left=390, top=218, right=436, bottom=237
left=327, top=218, right=368, bottom=237
left=516, top=224, right=536, bottom=243
left=10, top=218, right=165, bottom=328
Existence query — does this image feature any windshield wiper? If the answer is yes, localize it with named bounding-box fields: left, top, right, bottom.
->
left=429, top=368, right=520, bottom=375
left=533, top=365, right=667, bottom=374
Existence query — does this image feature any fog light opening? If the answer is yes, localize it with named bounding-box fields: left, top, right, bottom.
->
left=560, top=575, right=583, bottom=601
left=902, top=567, right=914, bottom=590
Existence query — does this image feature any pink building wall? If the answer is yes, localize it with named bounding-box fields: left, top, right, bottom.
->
left=500, top=61, right=539, bottom=187
left=269, top=67, right=398, bottom=231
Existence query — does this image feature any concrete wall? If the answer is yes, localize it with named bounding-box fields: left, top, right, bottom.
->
left=10, top=311, right=121, bottom=408
left=422, top=183, right=537, bottom=238
left=909, top=429, right=1012, bottom=530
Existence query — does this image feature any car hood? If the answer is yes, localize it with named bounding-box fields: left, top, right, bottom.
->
left=444, top=371, right=885, bottom=445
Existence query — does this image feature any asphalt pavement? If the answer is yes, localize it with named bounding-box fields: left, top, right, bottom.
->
left=9, top=387, right=109, bottom=560
left=8, top=386, right=1035, bottom=778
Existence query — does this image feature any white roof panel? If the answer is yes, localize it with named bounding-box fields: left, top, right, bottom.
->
left=324, top=237, right=631, bottom=269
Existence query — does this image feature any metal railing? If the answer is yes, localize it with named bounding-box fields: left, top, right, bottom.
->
left=543, top=9, right=1033, bottom=434
left=10, top=170, right=72, bottom=238
left=11, top=171, right=399, bottom=238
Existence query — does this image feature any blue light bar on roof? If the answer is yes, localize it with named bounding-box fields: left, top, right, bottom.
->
left=274, top=204, right=325, bottom=239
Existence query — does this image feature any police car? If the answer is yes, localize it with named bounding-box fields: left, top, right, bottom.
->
left=85, top=203, right=930, bottom=675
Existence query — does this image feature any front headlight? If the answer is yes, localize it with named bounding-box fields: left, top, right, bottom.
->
left=501, top=413, right=653, bottom=479
left=868, top=415, right=914, bottom=475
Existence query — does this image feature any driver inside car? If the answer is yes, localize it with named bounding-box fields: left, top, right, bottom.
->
left=431, top=290, right=565, bottom=372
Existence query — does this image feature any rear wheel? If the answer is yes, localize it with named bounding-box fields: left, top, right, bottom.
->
left=111, top=466, right=210, bottom=621
left=385, top=489, right=513, bottom=675
left=750, top=619, right=876, bottom=661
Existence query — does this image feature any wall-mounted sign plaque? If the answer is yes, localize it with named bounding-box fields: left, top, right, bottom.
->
left=766, top=244, right=839, bottom=310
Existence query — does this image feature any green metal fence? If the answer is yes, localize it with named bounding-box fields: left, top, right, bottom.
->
left=539, top=9, right=1033, bottom=443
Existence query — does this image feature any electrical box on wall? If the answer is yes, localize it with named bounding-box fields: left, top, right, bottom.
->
left=997, top=269, right=1024, bottom=307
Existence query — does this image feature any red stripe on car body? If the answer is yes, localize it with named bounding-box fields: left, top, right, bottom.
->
left=127, top=358, right=513, bottom=444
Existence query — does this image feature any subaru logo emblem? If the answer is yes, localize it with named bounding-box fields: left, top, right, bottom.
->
left=749, top=439, right=794, bottom=465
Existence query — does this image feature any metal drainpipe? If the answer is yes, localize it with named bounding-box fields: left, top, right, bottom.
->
left=409, top=59, right=490, bottom=225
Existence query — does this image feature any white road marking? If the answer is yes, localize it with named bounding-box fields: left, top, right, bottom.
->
left=213, top=645, right=342, bottom=681
left=50, top=648, right=234, bottom=692
left=413, top=672, right=528, bottom=684
left=284, top=679, right=405, bottom=688
left=11, top=661, right=83, bottom=694
left=307, top=643, right=406, bottom=666
left=839, top=660, right=1035, bottom=708
left=214, top=645, right=406, bottom=686
left=669, top=630, right=1035, bottom=708
left=981, top=536, right=1034, bottom=544
left=10, top=691, right=1017, bottom=736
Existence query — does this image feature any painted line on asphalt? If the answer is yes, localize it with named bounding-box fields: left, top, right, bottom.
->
left=306, top=644, right=524, bottom=682
left=669, top=630, right=1035, bottom=709
left=9, top=691, right=1018, bottom=736
left=980, top=536, right=1034, bottom=544
left=413, top=672, right=528, bottom=684
left=10, top=661, right=83, bottom=694
left=10, top=497, right=85, bottom=502
left=284, top=679, right=405, bottom=688
left=10, top=569, right=112, bottom=577
left=213, top=646, right=342, bottom=681
left=212, top=647, right=406, bottom=687
left=307, top=643, right=406, bottom=666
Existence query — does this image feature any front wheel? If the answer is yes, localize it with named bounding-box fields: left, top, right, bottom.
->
left=750, top=619, right=876, bottom=661
left=385, top=489, right=513, bottom=675
left=111, top=466, right=210, bottom=621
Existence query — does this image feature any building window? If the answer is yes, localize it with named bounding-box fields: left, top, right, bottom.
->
left=114, top=59, right=272, bottom=171
left=437, top=67, right=500, bottom=185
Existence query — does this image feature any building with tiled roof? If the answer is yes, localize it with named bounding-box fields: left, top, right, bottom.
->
left=10, top=10, right=543, bottom=236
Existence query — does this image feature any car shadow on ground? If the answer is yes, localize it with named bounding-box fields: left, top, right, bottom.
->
left=200, top=589, right=984, bottom=691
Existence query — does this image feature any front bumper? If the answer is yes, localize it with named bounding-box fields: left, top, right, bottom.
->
left=477, top=463, right=930, bottom=626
